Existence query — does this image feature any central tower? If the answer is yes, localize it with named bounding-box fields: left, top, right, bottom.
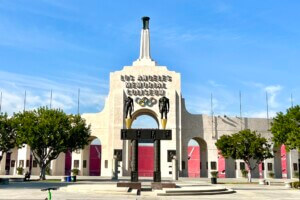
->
left=133, top=16, right=157, bottom=66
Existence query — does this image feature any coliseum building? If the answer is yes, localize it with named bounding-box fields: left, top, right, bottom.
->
left=0, top=17, right=299, bottom=180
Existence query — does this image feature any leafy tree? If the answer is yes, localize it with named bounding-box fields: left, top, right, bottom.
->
left=215, top=129, right=273, bottom=182
left=0, top=113, right=17, bottom=162
left=14, top=107, right=91, bottom=180
left=271, top=105, right=300, bottom=151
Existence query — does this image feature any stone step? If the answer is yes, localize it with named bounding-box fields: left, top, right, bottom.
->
left=157, top=188, right=235, bottom=196
left=163, top=187, right=227, bottom=193
left=60, top=188, right=136, bottom=195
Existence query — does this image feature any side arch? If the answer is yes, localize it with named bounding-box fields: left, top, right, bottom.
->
left=186, top=137, right=208, bottom=178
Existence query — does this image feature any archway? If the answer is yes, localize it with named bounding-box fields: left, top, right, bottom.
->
left=74, top=136, right=102, bottom=176
left=89, top=137, right=101, bottom=176
left=131, top=110, right=159, bottom=177
left=187, top=137, right=208, bottom=178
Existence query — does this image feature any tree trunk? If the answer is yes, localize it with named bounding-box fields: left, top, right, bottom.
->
left=245, top=162, right=253, bottom=183
left=248, top=169, right=252, bottom=182
left=40, top=165, right=46, bottom=180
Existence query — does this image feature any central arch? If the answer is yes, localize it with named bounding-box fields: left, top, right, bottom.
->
left=131, top=109, right=159, bottom=177
left=131, top=109, right=159, bottom=128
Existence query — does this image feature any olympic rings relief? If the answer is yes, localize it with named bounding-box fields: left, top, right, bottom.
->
left=135, top=97, right=157, bottom=107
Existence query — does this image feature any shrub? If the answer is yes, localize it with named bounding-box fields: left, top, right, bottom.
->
left=290, top=181, right=300, bottom=189
left=241, top=169, right=248, bottom=178
left=16, top=167, right=24, bottom=175
left=210, top=171, right=218, bottom=178
left=71, top=168, right=79, bottom=176
left=269, top=172, right=275, bottom=178
left=294, top=172, right=299, bottom=178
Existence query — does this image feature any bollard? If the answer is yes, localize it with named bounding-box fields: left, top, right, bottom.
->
left=259, top=179, right=265, bottom=185
left=172, top=156, right=178, bottom=181
left=71, top=176, right=76, bottom=182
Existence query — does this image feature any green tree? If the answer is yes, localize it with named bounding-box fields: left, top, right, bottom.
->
left=0, top=113, right=17, bottom=162
left=215, top=129, right=273, bottom=182
left=271, top=105, right=300, bottom=151
left=14, top=107, right=91, bottom=180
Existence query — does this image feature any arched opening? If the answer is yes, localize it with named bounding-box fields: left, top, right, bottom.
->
left=89, top=137, right=101, bottom=176
left=73, top=136, right=102, bottom=176
left=131, top=112, right=159, bottom=177
left=187, top=137, right=208, bottom=178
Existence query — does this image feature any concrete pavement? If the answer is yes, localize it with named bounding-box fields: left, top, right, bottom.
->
left=0, top=177, right=298, bottom=199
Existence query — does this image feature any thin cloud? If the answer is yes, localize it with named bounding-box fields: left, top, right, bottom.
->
left=0, top=18, right=98, bottom=54
left=246, top=110, right=277, bottom=118
left=0, top=70, right=107, bottom=115
left=214, top=2, right=232, bottom=14
left=242, top=81, right=264, bottom=88
left=265, top=85, right=282, bottom=108
left=155, top=26, right=241, bottom=44
left=0, top=0, right=79, bottom=22
left=208, top=80, right=225, bottom=87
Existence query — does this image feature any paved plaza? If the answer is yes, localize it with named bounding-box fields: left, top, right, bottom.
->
left=0, top=177, right=299, bottom=200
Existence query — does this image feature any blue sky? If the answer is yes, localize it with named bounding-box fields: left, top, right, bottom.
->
left=0, top=0, right=299, bottom=118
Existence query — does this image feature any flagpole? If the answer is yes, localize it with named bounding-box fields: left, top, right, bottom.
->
left=50, top=89, right=52, bottom=109
left=77, top=88, right=80, bottom=115
left=266, top=92, right=269, bottom=130
left=211, top=93, right=214, bottom=138
left=24, top=90, right=27, bottom=112
left=0, top=91, right=2, bottom=113
left=239, top=90, right=242, bottom=130
left=291, top=93, right=293, bottom=108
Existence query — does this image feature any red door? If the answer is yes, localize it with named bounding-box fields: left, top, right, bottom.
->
left=89, top=145, right=101, bottom=176
left=65, top=151, right=72, bottom=175
left=218, top=153, right=225, bottom=178
left=138, top=146, right=154, bottom=177
left=188, top=146, right=200, bottom=177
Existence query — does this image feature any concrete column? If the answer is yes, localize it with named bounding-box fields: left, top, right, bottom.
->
left=200, top=145, right=208, bottom=177
left=286, top=151, right=292, bottom=179
left=153, top=139, right=161, bottom=182
left=288, top=149, right=299, bottom=179
left=9, top=147, right=18, bottom=175
left=181, top=142, right=188, bottom=177
left=225, top=158, right=236, bottom=178
left=250, top=159, right=259, bottom=178
left=51, top=153, right=65, bottom=176
left=71, top=148, right=89, bottom=176
left=172, top=156, right=178, bottom=181
left=235, top=160, right=242, bottom=178
left=112, top=156, right=118, bottom=180
left=206, top=147, right=218, bottom=178
left=263, top=159, right=268, bottom=179
left=118, top=161, right=123, bottom=177
left=131, top=139, right=138, bottom=182
left=0, top=153, right=6, bottom=175
left=273, top=148, right=282, bottom=178
left=17, top=145, right=31, bottom=175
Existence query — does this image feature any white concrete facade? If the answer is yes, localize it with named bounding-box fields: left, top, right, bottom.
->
left=0, top=17, right=299, bottom=179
